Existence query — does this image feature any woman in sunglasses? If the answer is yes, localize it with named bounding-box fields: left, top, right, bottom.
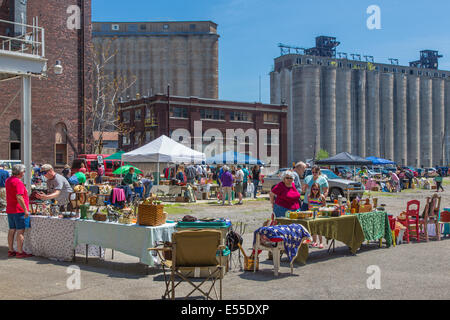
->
left=301, top=165, right=329, bottom=211
left=269, top=170, right=301, bottom=217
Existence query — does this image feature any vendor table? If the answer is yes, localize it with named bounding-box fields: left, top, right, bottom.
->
left=277, top=211, right=392, bottom=265
left=0, top=214, right=102, bottom=261
left=276, top=215, right=365, bottom=265
left=74, top=220, right=176, bottom=266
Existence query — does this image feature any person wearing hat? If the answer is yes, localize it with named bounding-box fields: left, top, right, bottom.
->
left=36, top=164, right=74, bottom=211
left=234, top=165, right=244, bottom=205
left=62, top=164, right=71, bottom=180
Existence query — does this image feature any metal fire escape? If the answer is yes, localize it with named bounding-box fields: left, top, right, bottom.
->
left=0, top=17, right=47, bottom=191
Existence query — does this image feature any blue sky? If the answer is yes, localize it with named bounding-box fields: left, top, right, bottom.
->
left=92, top=0, right=450, bottom=104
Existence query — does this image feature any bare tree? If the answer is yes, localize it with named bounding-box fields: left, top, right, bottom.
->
left=87, top=38, right=137, bottom=154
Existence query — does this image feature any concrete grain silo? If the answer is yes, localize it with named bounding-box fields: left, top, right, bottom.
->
left=420, top=77, right=433, bottom=167
left=356, top=69, right=367, bottom=157
left=445, top=80, right=450, bottom=164
left=335, top=68, right=352, bottom=154
left=394, top=74, right=407, bottom=165
left=432, top=78, right=445, bottom=165
left=407, top=75, right=421, bottom=167
left=366, top=71, right=380, bottom=157
left=270, top=39, right=450, bottom=167
left=296, top=66, right=321, bottom=160
left=321, top=67, right=337, bottom=156
left=380, top=73, right=394, bottom=161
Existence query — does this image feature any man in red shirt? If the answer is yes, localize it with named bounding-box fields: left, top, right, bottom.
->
left=5, top=164, right=32, bottom=258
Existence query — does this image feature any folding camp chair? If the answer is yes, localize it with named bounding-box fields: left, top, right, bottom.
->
left=148, top=229, right=225, bottom=300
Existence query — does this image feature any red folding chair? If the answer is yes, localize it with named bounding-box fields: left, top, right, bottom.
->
left=402, top=200, right=420, bottom=243
left=388, top=215, right=397, bottom=247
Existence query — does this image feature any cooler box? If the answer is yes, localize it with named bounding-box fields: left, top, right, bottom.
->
left=176, top=219, right=232, bottom=245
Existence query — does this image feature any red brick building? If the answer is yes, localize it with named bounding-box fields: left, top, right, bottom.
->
left=0, top=0, right=92, bottom=167
left=118, top=94, right=288, bottom=167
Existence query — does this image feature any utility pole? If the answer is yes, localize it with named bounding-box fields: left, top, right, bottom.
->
left=167, top=84, right=170, bottom=137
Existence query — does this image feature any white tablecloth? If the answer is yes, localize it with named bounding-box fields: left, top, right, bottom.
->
left=74, top=220, right=176, bottom=266
left=0, top=214, right=102, bottom=261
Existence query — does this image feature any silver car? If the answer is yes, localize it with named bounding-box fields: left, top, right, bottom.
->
left=262, top=168, right=365, bottom=201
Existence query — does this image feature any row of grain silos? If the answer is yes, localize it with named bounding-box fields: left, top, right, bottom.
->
left=271, top=64, right=450, bottom=167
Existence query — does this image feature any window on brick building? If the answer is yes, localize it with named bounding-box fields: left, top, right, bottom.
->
left=123, top=134, right=130, bottom=145
left=170, top=107, right=188, bottom=118
left=134, top=132, right=141, bottom=145
left=145, top=106, right=153, bottom=119
left=200, top=109, right=224, bottom=120
left=135, top=109, right=142, bottom=121
left=263, top=113, right=280, bottom=124
left=122, top=111, right=130, bottom=123
left=230, top=112, right=252, bottom=122
left=55, top=123, right=68, bottom=167
left=9, top=120, right=21, bottom=160
left=145, top=131, right=155, bottom=142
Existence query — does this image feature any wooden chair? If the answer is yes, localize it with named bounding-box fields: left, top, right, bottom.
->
left=148, top=229, right=225, bottom=300
left=401, top=200, right=420, bottom=243
left=419, top=194, right=441, bottom=241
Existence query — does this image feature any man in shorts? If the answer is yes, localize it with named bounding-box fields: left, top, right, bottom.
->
left=234, top=165, right=244, bottom=205
left=5, top=164, right=32, bottom=258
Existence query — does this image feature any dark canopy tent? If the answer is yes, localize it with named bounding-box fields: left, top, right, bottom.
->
left=315, top=152, right=373, bottom=166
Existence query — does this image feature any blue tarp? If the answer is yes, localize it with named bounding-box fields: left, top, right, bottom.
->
left=206, top=151, right=265, bottom=165
left=366, top=156, right=396, bottom=165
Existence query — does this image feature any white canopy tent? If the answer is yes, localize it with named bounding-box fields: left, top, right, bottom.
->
left=122, top=135, right=206, bottom=183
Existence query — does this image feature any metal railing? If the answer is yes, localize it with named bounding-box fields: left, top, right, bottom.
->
left=0, top=17, right=45, bottom=57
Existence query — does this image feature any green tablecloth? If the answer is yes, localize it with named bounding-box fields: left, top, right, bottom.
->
left=276, top=215, right=365, bottom=265
left=355, top=211, right=392, bottom=247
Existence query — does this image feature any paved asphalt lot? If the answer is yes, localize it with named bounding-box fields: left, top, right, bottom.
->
left=0, top=183, right=449, bottom=300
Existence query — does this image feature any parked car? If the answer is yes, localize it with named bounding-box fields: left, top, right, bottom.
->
left=261, top=168, right=365, bottom=201
left=435, top=166, right=449, bottom=177
left=261, top=168, right=291, bottom=192
left=424, top=167, right=438, bottom=178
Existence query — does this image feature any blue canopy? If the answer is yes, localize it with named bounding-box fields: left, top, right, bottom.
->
left=366, top=156, right=396, bottom=165
left=206, top=151, right=265, bottom=165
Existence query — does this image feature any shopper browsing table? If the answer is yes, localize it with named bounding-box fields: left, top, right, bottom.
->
left=36, top=164, right=74, bottom=211
left=301, top=166, right=329, bottom=211
left=5, top=164, right=32, bottom=258
left=270, top=170, right=301, bottom=218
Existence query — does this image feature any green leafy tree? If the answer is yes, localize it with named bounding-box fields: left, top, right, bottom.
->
left=316, top=149, right=329, bottom=161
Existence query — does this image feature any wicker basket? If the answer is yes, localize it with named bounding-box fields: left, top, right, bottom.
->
left=93, top=212, right=107, bottom=222
left=89, top=196, right=98, bottom=206
left=138, top=203, right=165, bottom=226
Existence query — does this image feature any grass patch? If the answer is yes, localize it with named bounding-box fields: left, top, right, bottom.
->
left=164, top=204, right=193, bottom=215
